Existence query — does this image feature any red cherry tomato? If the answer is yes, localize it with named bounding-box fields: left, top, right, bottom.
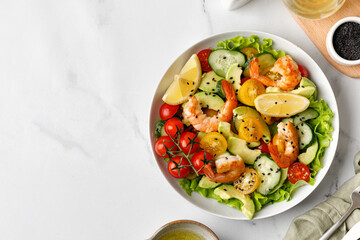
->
left=256, top=140, right=270, bottom=154
left=179, top=132, right=199, bottom=155
left=160, top=103, right=179, bottom=120
left=197, top=49, right=213, bottom=72
left=191, top=151, right=213, bottom=175
left=241, top=77, right=251, bottom=85
left=297, top=64, right=309, bottom=78
left=168, top=156, right=191, bottom=178
left=154, top=136, right=177, bottom=158
left=287, top=162, right=310, bottom=184
left=164, top=118, right=184, bottom=138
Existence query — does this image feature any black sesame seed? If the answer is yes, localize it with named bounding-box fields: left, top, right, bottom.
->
left=262, top=173, right=265, bottom=175
left=212, top=89, right=215, bottom=91
left=223, top=56, right=226, bottom=59
left=275, top=102, right=278, bottom=104
left=195, top=115, right=198, bottom=118
left=224, top=189, right=227, bottom=191
left=206, top=104, right=209, bottom=108
left=215, top=138, right=218, bottom=140
left=206, top=82, right=210, bottom=84
left=258, top=163, right=261, bottom=167
left=232, top=81, right=235, bottom=84
left=220, top=131, right=223, bottom=134
left=225, top=157, right=228, bottom=160
left=270, top=168, right=273, bottom=171
left=187, top=82, right=189, bottom=85
left=268, top=173, right=271, bottom=175
left=261, top=180, right=264, bottom=183
left=230, top=77, right=233, bottom=80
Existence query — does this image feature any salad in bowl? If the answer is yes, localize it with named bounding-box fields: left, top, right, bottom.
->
left=151, top=34, right=336, bottom=219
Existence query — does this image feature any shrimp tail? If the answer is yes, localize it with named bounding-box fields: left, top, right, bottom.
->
left=203, top=164, right=215, bottom=179
left=249, top=57, right=277, bottom=87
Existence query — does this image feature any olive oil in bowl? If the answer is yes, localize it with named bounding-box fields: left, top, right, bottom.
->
left=282, top=0, right=346, bottom=19
left=158, top=229, right=204, bottom=240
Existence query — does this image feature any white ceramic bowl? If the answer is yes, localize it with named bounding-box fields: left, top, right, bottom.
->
left=326, top=16, right=360, bottom=66
left=149, top=31, right=339, bottom=220
left=148, top=220, right=219, bottom=240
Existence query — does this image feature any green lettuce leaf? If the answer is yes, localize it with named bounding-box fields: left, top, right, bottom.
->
left=308, top=99, right=334, bottom=176
left=216, top=35, right=286, bottom=59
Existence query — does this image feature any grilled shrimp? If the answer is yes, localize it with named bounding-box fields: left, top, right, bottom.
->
left=268, top=121, right=299, bottom=168
left=183, top=79, right=237, bottom=133
left=250, top=55, right=301, bottom=91
left=204, top=155, right=245, bottom=183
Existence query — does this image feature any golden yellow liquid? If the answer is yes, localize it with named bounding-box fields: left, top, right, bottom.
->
left=158, top=229, right=204, bottom=240
left=282, top=0, right=346, bottom=19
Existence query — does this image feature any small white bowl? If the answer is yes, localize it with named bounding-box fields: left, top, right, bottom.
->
left=148, top=220, right=219, bottom=240
left=326, top=16, right=360, bottom=66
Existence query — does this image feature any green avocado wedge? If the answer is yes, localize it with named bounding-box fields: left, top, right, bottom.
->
left=214, top=185, right=255, bottom=219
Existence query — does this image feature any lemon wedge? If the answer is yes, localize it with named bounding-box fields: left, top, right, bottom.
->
left=254, top=93, right=310, bottom=117
left=162, top=54, right=202, bottom=105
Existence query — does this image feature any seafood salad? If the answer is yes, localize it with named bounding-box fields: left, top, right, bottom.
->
left=153, top=35, right=334, bottom=219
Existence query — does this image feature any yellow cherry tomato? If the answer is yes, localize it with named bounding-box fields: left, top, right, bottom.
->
left=238, top=117, right=263, bottom=142
left=200, top=132, right=227, bottom=157
left=272, top=133, right=285, bottom=153
left=239, top=79, right=266, bottom=106
left=240, top=47, right=259, bottom=60
left=234, top=168, right=260, bottom=195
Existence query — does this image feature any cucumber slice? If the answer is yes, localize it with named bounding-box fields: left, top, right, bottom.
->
left=208, top=50, right=246, bottom=77
left=254, top=154, right=281, bottom=195
left=198, top=71, right=223, bottom=93
left=243, top=53, right=277, bottom=77
left=268, top=168, right=288, bottom=195
left=293, top=108, right=319, bottom=126
left=298, top=138, right=318, bottom=165
left=296, top=122, right=315, bottom=151
left=155, top=119, right=166, bottom=138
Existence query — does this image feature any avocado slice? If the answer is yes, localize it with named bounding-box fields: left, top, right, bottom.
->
left=265, top=77, right=317, bottom=99
left=227, top=137, right=261, bottom=165
left=198, top=176, right=221, bottom=189
left=233, top=106, right=271, bottom=143
left=268, top=168, right=288, bottom=195
left=198, top=71, right=223, bottom=93
left=225, top=63, right=242, bottom=101
left=214, top=185, right=255, bottom=219
left=218, top=121, right=237, bottom=139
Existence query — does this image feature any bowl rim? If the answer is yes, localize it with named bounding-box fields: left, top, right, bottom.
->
left=149, top=219, right=219, bottom=240
left=149, top=30, right=339, bottom=220
left=326, top=16, right=360, bottom=66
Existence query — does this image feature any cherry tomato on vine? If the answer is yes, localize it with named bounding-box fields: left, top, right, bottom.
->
left=256, top=139, right=270, bottom=154
left=179, top=132, right=199, bottom=155
left=168, top=156, right=191, bottom=178
left=297, top=64, right=309, bottom=78
left=154, top=136, right=177, bottom=158
left=197, top=49, right=213, bottom=72
left=287, top=162, right=310, bottom=184
left=160, top=103, right=179, bottom=120
left=191, top=151, right=213, bottom=175
left=164, top=118, right=184, bottom=138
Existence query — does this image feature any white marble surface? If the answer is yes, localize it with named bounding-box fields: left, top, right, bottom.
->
left=0, top=0, right=359, bottom=239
